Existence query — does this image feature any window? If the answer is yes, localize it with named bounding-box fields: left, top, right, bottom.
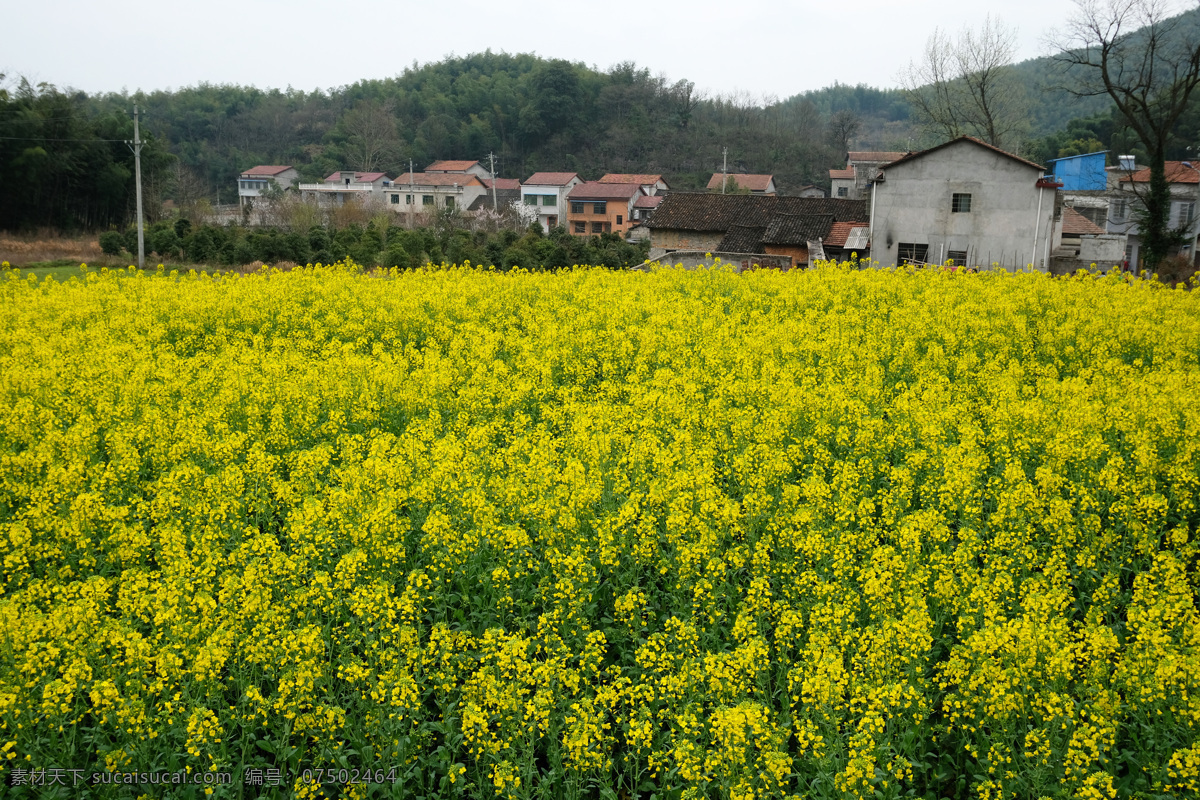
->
left=406, top=195, right=413, bottom=205
left=547, top=215, right=557, bottom=228
left=1112, top=198, right=1127, bottom=219
left=423, top=195, right=434, bottom=206
left=837, top=186, right=848, bottom=197
left=390, top=194, right=399, bottom=204
left=524, top=195, right=538, bottom=205
left=574, top=222, right=586, bottom=233
left=593, top=201, right=607, bottom=214
left=947, top=250, right=968, bottom=267
left=897, top=243, right=929, bottom=264
left=591, top=222, right=605, bottom=233
left=1181, top=201, right=1196, bottom=226
left=541, top=195, right=556, bottom=206
left=951, top=193, right=972, bottom=213
left=616, top=214, right=622, bottom=225
left=445, top=197, right=455, bottom=209
left=571, top=202, right=585, bottom=214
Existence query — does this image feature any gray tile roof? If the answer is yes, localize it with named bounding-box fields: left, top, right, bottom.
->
left=717, top=225, right=767, bottom=253
left=761, top=214, right=834, bottom=245
left=646, top=193, right=868, bottom=232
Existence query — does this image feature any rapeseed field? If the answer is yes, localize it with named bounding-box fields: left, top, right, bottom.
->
left=0, top=262, right=1197, bottom=799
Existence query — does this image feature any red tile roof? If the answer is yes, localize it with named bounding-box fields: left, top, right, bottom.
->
left=393, top=172, right=485, bottom=187
left=1119, top=161, right=1200, bottom=184
left=242, top=165, right=294, bottom=176
left=426, top=160, right=481, bottom=172
left=634, top=195, right=663, bottom=209
left=567, top=181, right=642, bottom=200
left=483, top=178, right=522, bottom=190
left=824, top=221, right=858, bottom=248
left=706, top=173, right=775, bottom=191
left=881, top=136, right=1045, bottom=173
left=325, top=171, right=390, bottom=183
left=1061, top=207, right=1107, bottom=236
left=599, top=173, right=667, bottom=186
left=829, top=168, right=855, bottom=180
left=847, top=151, right=906, bottom=163
left=525, top=172, right=580, bottom=186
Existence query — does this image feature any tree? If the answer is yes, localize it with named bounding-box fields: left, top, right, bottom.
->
left=1053, top=0, right=1200, bottom=271
left=827, top=109, right=862, bottom=156
left=341, top=101, right=401, bottom=173
left=899, top=16, right=1028, bottom=149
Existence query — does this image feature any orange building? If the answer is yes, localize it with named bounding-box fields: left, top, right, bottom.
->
left=566, top=182, right=643, bottom=236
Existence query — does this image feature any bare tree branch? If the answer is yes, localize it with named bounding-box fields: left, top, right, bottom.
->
left=899, top=17, right=1028, bottom=149
left=1052, top=0, right=1200, bottom=269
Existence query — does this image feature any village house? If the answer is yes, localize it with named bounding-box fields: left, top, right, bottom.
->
left=1108, top=161, right=1200, bottom=268
left=298, top=171, right=393, bottom=206
left=706, top=173, right=777, bottom=195
left=829, top=168, right=856, bottom=199
left=425, top=160, right=493, bottom=181
left=237, top=165, right=300, bottom=207
left=386, top=169, right=488, bottom=212
left=830, top=152, right=907, bottom=200
left=598, top=174, right=670, bottom=195
left=868, top=137, right=1059, bottom=270
left=468, top=178, right=522, bottom=212
left=644, top=193, right=869, bottom=266
left=521, top=172, right=582, bottom=232
left=1058, top=207, right=1108, bottom=255
left=1046, top=151, right=1108, bottom=191
left=567, top=182, right=643, bottom=236
left=632, top=194, right=662, bottom=222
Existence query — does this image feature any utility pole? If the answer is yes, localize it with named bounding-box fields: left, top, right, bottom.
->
left=408, top=159, right=414, bottom=230
left=721, top=147, right=728, bottom=194
left=127, top=106, right=145, bottom=269
left=488, top=152, right=498, bottom=210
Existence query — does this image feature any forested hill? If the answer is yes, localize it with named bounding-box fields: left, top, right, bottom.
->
left=93, top=53, right=865, bottom=198
left=3, top=4, right=1200, bottom=231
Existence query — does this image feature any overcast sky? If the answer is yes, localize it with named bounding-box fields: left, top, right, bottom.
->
left=7, top=0, right=1087, bottom=100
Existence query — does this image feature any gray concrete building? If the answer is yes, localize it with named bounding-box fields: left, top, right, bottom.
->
left=868, top=137, right=1059, bottom=271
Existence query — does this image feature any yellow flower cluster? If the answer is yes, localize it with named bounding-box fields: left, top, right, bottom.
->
left=0, top=262, right=1197, bottom=799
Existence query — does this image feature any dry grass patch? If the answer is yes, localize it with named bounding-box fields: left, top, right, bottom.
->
left=0, top=231, right=105, bottom=266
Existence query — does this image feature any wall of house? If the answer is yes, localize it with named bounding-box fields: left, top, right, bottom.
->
left=1106, top=182, right=1199, bottom=270
left=389, top=184, right=486, bottom=211
left=1049, top=153, right=1107, bottom=191
left=522, top=185, right=573, bottom=232
left=649, top=230, right=724, bottom=258
left=567, top=198, right=637, bottom=236
left=1079, top=235, right=1127, bottom=265
left=831, top=178, right=856, bottom=199
left=871, top=141, right=1056, bottom=271
left=762, top=244, right=808, bottom=267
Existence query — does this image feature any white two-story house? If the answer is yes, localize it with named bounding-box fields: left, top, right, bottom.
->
left=1108, top=161, right=1200, bottom=269
left=237, top=165, right=299, bottom=207
left=521, top=172, right=582, bottom=232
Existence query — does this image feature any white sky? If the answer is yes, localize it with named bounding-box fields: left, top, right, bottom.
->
left=6, top=0, right=1087, bottom=100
